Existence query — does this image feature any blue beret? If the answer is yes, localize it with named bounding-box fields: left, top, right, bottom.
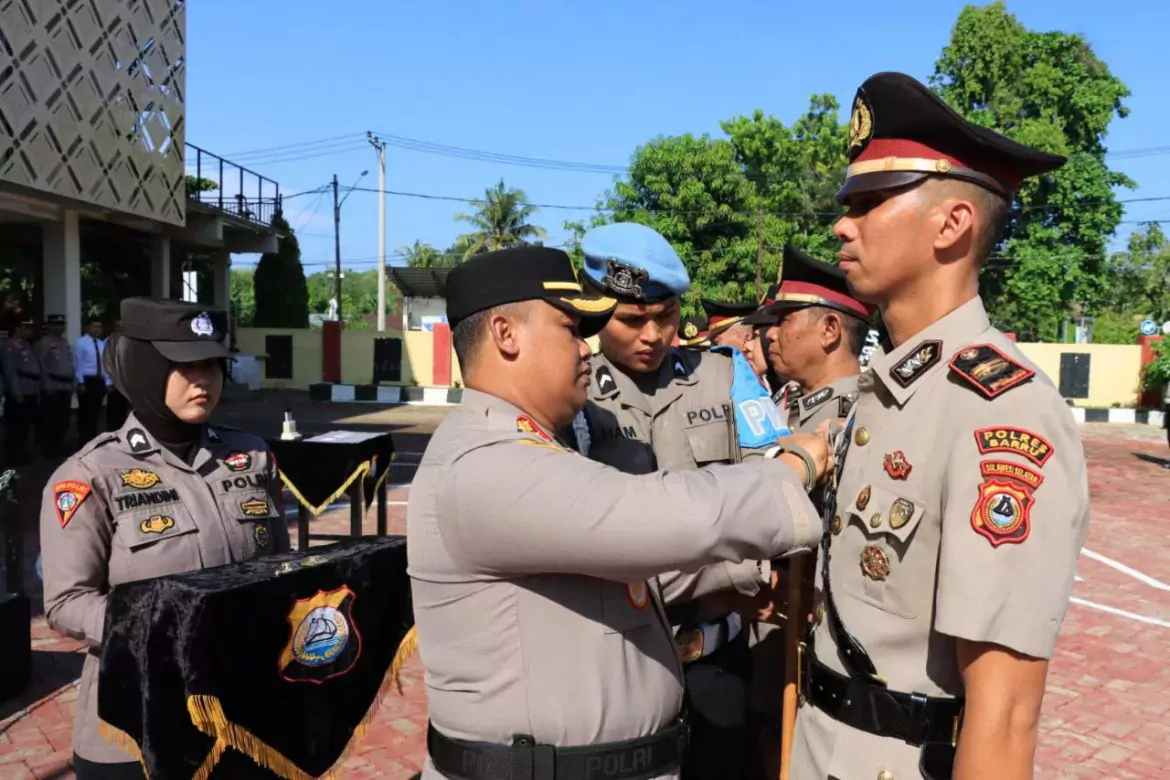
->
left=580, top=223, right=690, bottom=302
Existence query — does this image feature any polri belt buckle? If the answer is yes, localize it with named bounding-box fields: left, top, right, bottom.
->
left=675, top=629, right=704, bottom=664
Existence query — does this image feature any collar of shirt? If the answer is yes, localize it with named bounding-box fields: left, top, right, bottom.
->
left=588, top=349, right=699, bottom=417
left=115, top=412, right=218, bottom=473
left=797, top=373, right=861, bottom=425
left=866, top=296, right=991, bottom=407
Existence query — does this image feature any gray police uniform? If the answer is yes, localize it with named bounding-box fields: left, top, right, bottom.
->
left=408, top=389, right=822, bottom=780
left=3, top=336, right=42, bottom=462
left=36, top=332, right=75, bottom=453
left=575, top=348, right=774, bottom=622
left=40, top=414, right=289, bottom=764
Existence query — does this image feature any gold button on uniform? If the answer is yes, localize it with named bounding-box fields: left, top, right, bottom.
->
left=855, top=426, right=870, bottom=446
left=878, top=772, right=894, bottom=780
left=831, top=515, right=843, bottom=535
left=814, top=601, right=825, bottom=625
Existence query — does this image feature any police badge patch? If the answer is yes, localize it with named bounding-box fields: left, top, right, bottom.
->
left=191, top=312, right=216, bottom=337
left=971, top=478, right=1033, bottom=547
left=279, top=586, right=362, bottom=683
left=120, top=468, right=161, bottom=490
left=224, top=452, right=252, bottom=472
left=54, top=480, right=92, bottom=528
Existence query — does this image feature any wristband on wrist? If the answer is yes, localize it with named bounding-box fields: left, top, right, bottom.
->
left=768, top=444, right=816, bottom=491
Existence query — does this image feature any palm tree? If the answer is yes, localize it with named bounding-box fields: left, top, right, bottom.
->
left=399, top=240, right=459, bottom=268
left=454, top=179, right=547, bottom=259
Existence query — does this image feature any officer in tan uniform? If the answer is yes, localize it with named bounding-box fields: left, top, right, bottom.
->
left=36, top=314, right=75, bottom=456
left=790, top=72, right=1091, bottom=780
left=745, top=245, right=873, bottom=433
left=409, top=245, right=832, bottom=780
left=40, top=297, right=288, bottom=780
left=701, top=298, right=758, bottom=353
left=568, top=223, right=800, bottom=780
left=737, top=245, right=873, bottom=775
left=3, top=317, right=42, bottom=464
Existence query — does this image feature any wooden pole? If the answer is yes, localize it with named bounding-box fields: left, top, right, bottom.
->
left=779, top=555, right=805, bottom=780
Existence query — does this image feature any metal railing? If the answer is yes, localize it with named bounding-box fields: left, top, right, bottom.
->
left=186, top=143, right=281, bottom=228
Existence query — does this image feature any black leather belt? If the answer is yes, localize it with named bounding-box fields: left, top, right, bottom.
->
left=427, top=718, right=689, bottom=780
left=802, top=647, right=962, bottom=747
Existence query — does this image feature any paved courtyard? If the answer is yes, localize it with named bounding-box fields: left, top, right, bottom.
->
left=1, top=398, right=1168, bottom=778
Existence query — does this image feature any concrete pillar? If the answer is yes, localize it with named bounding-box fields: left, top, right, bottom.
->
left=43, top=210, right=82, bottom=342
left=150, top=236, right=171, bottom=298
left=212, top=252, right=230, bottom=311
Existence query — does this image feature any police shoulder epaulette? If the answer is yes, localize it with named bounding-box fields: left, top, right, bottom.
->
left=75, top=431, right=120, bottom=458
left=947, top=343, right=1036, bottom=400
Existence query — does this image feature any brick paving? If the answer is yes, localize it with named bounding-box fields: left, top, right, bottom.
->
left=3, top=420, right=1169, bottom=778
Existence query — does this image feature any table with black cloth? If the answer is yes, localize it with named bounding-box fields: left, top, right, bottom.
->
left=97, top=536, right=415, bottom=780
left=266, top=430, right=395, bottom=550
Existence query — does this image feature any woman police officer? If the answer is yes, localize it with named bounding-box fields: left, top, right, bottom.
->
left=39, top=297, right=289, bottom=779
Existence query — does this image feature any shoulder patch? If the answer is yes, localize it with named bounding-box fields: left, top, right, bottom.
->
left=974, top=427, right=1054, bottom=468
left=889, top=340, right=943, bottom=387
left=971, top=475, right=1034, bottom=548
left=948, top=344, right=1035, bottom=399
left=206, top=427, right=222, bottom=443
left=672, top=355, right=688, bottom=378
left=516, top=414, right=554, bottom=443
left=126, top=428, right=152, bottom=453
left=801, top=386, right=834, bottom=412
left=54, top=480, right=93, bottom=528
left=594, top=364, right=617, bottom=396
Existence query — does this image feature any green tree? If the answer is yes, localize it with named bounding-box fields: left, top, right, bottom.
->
left=931, top=1, right=1133, bottom=340
left=252, top=214, right=310, bottom=327
left=454, top=179, right=548, bottom=258
left=594, top=133, right=758, bottom=315
left=230, top=269, right=255, bottom=326
left=400, top=240, right=460, bottom=268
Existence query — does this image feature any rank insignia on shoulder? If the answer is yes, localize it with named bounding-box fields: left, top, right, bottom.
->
left=516, top=414, right=553, bottom=443
left=54, top=480, right=92, bottom=528
left=889, top=340, right=943, bottom=388
left=801, top=386, right=834, bottom=411
left=971, top=477, right=1033, bottom=547
left=974, top=427, right=1054, bottom=468
left=949, top=344, right=1035, bottom=399
left=120, top=468, right=161, bottom=490
left=279, top=586, right=361, bottom=683
left=126, top=428, right=151, bottom=453
left=672, top=356, right=688, bottom=378
left=838, top=393, right=857, bottom=418
left=594, top=365, right=617, bottom=395
left=206, top=427, right=222, bottom=443
left=240, top=498, right=270, bottom=517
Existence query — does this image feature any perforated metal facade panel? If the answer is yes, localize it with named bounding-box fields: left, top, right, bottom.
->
left=0, top=0, right=186, bottom=225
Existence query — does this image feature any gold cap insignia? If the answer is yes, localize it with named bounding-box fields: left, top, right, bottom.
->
left=683, top=322, right=698, bottom=338
left=848, top=94, right=874, bottom=155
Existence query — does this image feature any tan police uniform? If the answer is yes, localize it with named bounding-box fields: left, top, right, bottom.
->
left=40, top=414, right=289, bottom=765
left=2, top=332, right=42, bottom=462
left=791, top=297, right=1090, bottom=779
left=784, top=374, right=860, bottom=434
left=35, top=325, right=75, bottom=454
left=409, top=389, right=823, bottom=780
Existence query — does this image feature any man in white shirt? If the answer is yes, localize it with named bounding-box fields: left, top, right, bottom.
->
left=72, top=316, right=108, bottom=445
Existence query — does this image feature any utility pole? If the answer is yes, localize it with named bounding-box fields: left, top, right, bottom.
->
left=367, top=132, right=388, bottom=331
left=332, top=174, right=342, bottom=322
left=755, top=207, right=764, bottom=300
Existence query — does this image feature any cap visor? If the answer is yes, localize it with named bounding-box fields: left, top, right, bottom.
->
left=153, top=340, right=234, bottom=363
left=545, top=294, right=617, bottom=339
left=835, top=171, right=931, bottom=204
left=742, top=308, right=780, bottom=326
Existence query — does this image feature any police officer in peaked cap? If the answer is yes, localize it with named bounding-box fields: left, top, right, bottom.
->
left=789, top=72, right=1090, bottom=780
left=568, top=222, right=819, bottom=780
left=408, top=244, right=833, bottom=780
left=40, top=297, right=289, bottom=779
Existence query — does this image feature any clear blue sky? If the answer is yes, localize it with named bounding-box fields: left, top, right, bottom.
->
left=187, top=0, right=1170, bottom=276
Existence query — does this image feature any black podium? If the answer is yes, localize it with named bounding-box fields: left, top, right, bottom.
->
left=266, top=431, right=396, bottom=550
